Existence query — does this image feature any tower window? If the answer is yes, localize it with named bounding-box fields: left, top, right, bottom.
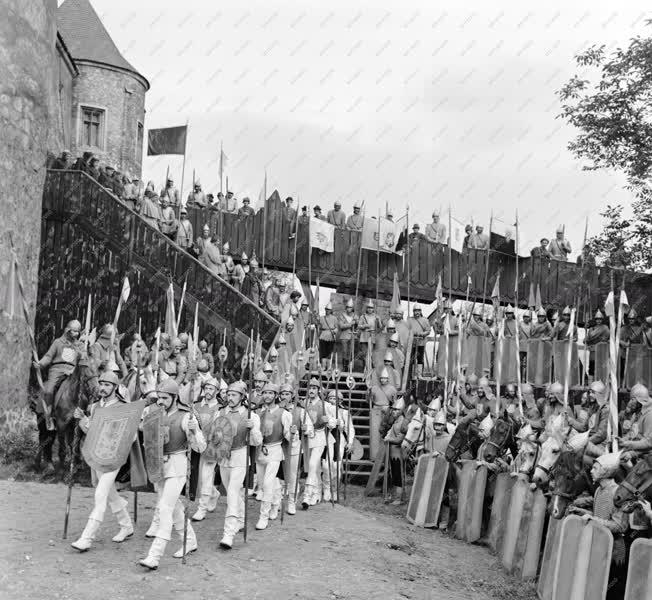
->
left=136, top=121, right=144, bottom=160
left=79, top=106, right=105, bottom=149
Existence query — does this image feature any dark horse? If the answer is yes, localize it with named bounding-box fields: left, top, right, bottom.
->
left=481, top=410, right=519, bottom=464
left=35, top=356, right=100, bottom=476
left=445, top=420, right=482, bottom=463
left=613, top=453, right=652, bottom=511
left=548, top=449, right=594, bottom=519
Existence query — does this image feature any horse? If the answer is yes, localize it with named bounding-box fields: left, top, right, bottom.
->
left=547, top=449, right=593, bottom=519
left=35, top=355, right=100, bottom=477
left=512, top=439, right=540, bottom=479
left=613, top=453, right=652, bottom=511
left=481, top=410, right=519, bottom=464
left=445, top=420, right=482, bottom=463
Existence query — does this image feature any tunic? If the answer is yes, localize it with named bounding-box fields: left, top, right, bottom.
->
left=530, top=321, right=553, bottom=339
left=160, top=186, right=181, bottom=209
left=176, top=219, right=194, bottom=250
left=425, top=222, right=447, bottom=245
left=358, top=313, right=381, bottom=344
left=346, top=213, right=364, bottom=231
left=319, top=315, right=339, bottom=342
left=585, top=324, right=610, bottom=346
left=327, top=209, right=346, bottom=227
left=408, top=316, right=431, bottom=347
left=548, top=238, right=571, bottom=261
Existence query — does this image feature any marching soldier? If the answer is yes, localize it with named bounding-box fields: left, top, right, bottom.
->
left=408, top=306, right=432, bottom=377
left=531, top=307, right=553, bottom=339
left=551, top=306, right=578, bottom=340
left=139, top=379, right=206, bottom=569
left=358, top=299, right=380, bottom=359
left=70, top=371, right=137, bottom=552
left=302, top=379, right=337, bottom=508
left=319, top=302, right=338, bottom=369
left=255, top=383, right=293, bottom=529
left=323, top=389, right=356, bottom=502
left=89, top=324, right=127, bottom=377
left=159, top=337, right=188, bottom=384
left=280, top=383, right=313, bottom=515
left=192, top=377, right=222, bottom=521
left=217, top=381, right=262, bottom=550
left=337, top=299, right=357, bottom=371
left=33, top=320, right=83, bottom=425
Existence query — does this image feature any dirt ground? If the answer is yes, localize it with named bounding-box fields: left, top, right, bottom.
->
left=0, top=479, right=536, bottom=600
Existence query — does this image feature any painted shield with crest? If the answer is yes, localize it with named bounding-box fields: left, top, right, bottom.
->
left=142, top=405, right=167, bottom=484
left=205, top=415, right=234, bottom=462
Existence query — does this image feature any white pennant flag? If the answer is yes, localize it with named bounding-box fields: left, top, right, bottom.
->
left=309, top=217, right=335, bottom=252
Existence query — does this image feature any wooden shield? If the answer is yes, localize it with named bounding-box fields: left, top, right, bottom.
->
left=552, top=340, right=579, bottom=387
left=487, top=472, right=516, bottom=554
left=500, top=477, right=547, bottom=580
left=537, top=517, right=563, bottom=600
left=81, top=399, right=146, bottom=474
left=624, top=538, right=652, bottom=600
left=406, top=453, right=449, bottom=528
left=349, top=437, right=364, bottom=461
left=526, top=339, right=553, bottom=386
left=462, top=335, right=492, bottom=379
left=436, top=336, right=458, bottom=379
left=625, top=344, right=652, bottom=388
left=455, top=460, right=487, bottom=543
left=552, top=515, right=613, bottom=600
left=593, top=342, right=609, bottom=385
left=205, top=415, right=234, bottom=463
left=142, top=406, right=166, bottom=484
left=497, top=337, right=519, bottom=384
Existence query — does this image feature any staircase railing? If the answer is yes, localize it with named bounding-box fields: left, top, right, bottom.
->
left=42, top=169, right=280, bottom=351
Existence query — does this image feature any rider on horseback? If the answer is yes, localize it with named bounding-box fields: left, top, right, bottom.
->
left=33, top=320, right=83, bottom=419
left=89, top=324, right=127, bottom=377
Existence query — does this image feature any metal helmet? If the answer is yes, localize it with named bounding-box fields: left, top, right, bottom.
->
left=383, top=351, right=394, bottom=363
left=263, top=362, right=273, bottom=372
left=263, top=382, right=280, bottom=395
left=254, top=370, right=268, bottom=382
left=380, top=367, right=390, bottom=380
left=392, top=396, right=405, bottom=411
left=157, top=378, right=179, bottom=396
left=279, top=383, right=295, bottom=395
left=434, top=409, right=447, bottom=425
left=98, top=371, right=120, bottom=386
left=365, top=299, right=374, bottom=309
left=467, top=374, right=479, bottom=387
left=628, top=308, right=638, bottom=320
left=631, top=384, right=650, bottom=404
left=178, top=333, right=189, bottom=344
left=202, top=376, right=219, bottom=390
left=327, top=390, right=344, bottom=402
left=269, top=346, right=279, bottom=358
left=521, top=383, right=534, bottom=396
left=386, top=318, right=396, bottom=330
left=389, top=333, right=399, bottom=344
left=548, top=382, right=564, bottom=401
left=197, top=359, right=209, bottom=372
left=428, top=397, right=442, bottom=411
left=308, top=377, right=321, bottom=388
left=537, top=307, right=547, bottom=317
left=228, top=381, right=247, bottom=397
left=505, top=304, right=515, bottom=314
left=346, top=298, right=354, bottom=309
left=562, top=306, right=571, bottom=316
left=594, top=309, right=604, bottom=320
left=589, top=381, right=608, bottom=405
left=478, top=376, right=490, bottom=388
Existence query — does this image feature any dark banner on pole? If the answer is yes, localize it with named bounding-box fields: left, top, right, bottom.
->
left=147, top=125, right=187, bottom=155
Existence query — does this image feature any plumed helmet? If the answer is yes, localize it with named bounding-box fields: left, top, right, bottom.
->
left=98, top=371, right=120, bottom=386
left=228, top=381, right=247, bottom=396
left=434, top=409, right=447, bottom=425
left=157, top=378, right=180, bottom=396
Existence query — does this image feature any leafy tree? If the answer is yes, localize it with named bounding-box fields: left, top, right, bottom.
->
left=558, top=30, right=652, bottom=271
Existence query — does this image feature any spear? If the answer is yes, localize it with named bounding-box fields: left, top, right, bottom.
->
left=333, top=355, right=341, bottom=503
left=323, top=357, right=335, bottom=508
left=243, top=329, right=254, bottom=542
left=343, top=341, right=354, bottom=502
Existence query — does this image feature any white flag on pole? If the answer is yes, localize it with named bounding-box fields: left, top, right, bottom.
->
left=309, top=217, right=335, bottom=252
left=449, top=215, right=466, bottom=253
left=255, top=173, right=268, bottom=211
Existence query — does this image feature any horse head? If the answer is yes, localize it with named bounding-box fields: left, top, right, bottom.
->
left=483, top=410, right=515, bottom=464
left=445, top=420, right=480, bottom=463
left=532, top=431, right=567, bottom=487
left=403, top=407, right=424, bottom=446
left=548, top=449, right=588, bottom=519
left=515, top=439, right=540, bottom=479
left=614, top=454, right=652, bottom=511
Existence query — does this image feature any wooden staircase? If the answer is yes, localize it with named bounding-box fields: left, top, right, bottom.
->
left=298, top=371, right=373, bottom=484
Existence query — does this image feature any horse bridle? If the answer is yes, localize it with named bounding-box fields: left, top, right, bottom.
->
left=485, top=419, right=514, bottom=454
left=619, top=472, right=652, bottom=499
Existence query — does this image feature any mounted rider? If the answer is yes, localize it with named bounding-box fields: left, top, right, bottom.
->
left=89, top=323, right=127, bottom=377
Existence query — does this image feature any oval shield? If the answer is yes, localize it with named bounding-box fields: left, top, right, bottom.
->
left=205, top=415, right=234, bottom=462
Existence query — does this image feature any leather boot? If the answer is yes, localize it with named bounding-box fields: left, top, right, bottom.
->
left=111, top=508, right=134, bottom=543
left=139, top=537, right=167, bottom=570
left=71, top=518, right=101, bottom=552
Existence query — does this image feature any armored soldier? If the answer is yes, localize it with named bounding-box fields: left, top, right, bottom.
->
left=198, top=340, right=214, bottom=374
left=619, top=384, right=652, bottom=455
left=551, top=306, right=578, bottom=341
left=319, top=303, right=338, bottom=369
left=530, top=307, right=553, bottom=339
left=337, top=299, right=357, bottom=371
left=369, top=352, right=401, bottom=388
left=33, top=320, right=83, bottom=420
left=302, top=378, right=337, bottom=508
left=393, top=308, right=411, bottom=351
left=503, top=305, right=517, bottom=337
left=264, top=277, right=282, bottom=318
left=217, top=381, right=262, bottom=550
left=186, top=180, right=207, bottom=207
left=280, top=383, right=313, bottom=515
left=191, top=377, right=222, bottom=521
left=70, top=371, right=136, bottom=552
left=255, top=383, right=293, bottom=530
left=387, top=333, right=405, bottom=371
left=382, top=395, right=408, bottom=504
left=158, top=338, right=188, bottom=385
left=425, top=211, right=447, bottom=245
left=467, top=306, right=491, bottom=337
left=324, top=389, right=356, bottom=502
left=548, top=226, right=572, bottom=261
left=160, top=176, right=181, bottom=210
left=408, top=306, right=431, bottom=377
left=369, top=368, right=397, bottom=458
left=620, top=309, right=644, bottom=348
left=358, top=299, right=380, bottom=358
left=139, top=379, right=206, bottom=569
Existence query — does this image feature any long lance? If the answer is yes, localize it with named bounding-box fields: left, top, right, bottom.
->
left=63, top=414, right=81, bottom=539
left=562, top=308, right=576, bottom=410
left=481, top=212, right=493, bottom=309
left=344, top=340, right=354, bottom=502
left=133, top=364, right=141, bottom=524
left=293, top=387, right=309, bottom=507
left=333, top=355, right=340, bottom=503
left=244, top=329, right=254, bottom=542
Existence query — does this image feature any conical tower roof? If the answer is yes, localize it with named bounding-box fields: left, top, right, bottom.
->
left=57, top=0, right=149, bottom=89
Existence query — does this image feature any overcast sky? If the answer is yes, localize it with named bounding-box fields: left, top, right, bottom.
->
left=89, top=0, right=649, bottom=255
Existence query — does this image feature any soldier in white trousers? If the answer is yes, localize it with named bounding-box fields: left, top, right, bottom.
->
left=192, top=376, right=221, bottom=521
left=71, top=371, right=134, bottom=551
left=255, top=382, right=293, bottom=530
left=322, top=389, right=356, bottom=502
left=302, top=378, right=337, bottom=508
left=218, top=381, right=262, bottom=549
left=139, top=378, right=206, bottom=570
left=280, top=382, right=313, bottom=515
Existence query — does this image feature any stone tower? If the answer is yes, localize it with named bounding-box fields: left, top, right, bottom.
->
left=57, top=0, right=149, bottom=177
